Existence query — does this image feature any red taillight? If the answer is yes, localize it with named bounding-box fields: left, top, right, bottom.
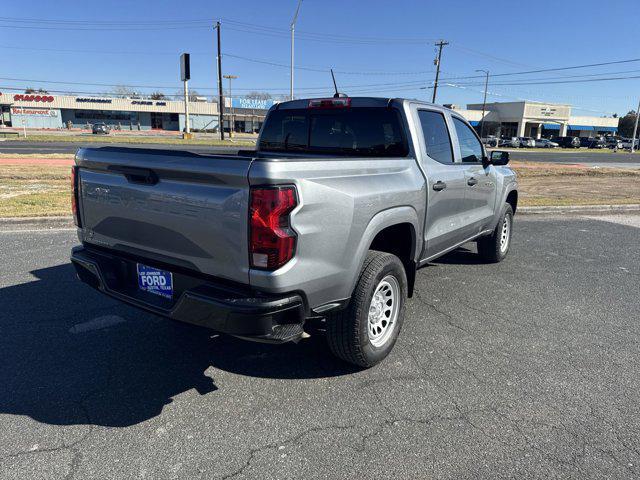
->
left=249, top=186, right=298, bottom=270
left=308, top=97, right=351, bottom=109
left=71, top=166, right=80, bottom=227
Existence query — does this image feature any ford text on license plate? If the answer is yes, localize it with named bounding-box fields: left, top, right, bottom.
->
left=137, top=264, right=173, bottom=299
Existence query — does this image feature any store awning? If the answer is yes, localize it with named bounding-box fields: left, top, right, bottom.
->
left=542, top=123, right=560, bottom=130
left=468, top=121, right=479, bottom=126
left=568, top=125, right=594, bottom=131
left=595, top=126, right=617, bottom=132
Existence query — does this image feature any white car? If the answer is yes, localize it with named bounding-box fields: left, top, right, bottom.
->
left=534, top=138, right=559, bottom=148
left=517, top=137, right=535, bottom=148
left=620, top=138, right=639, bottom=149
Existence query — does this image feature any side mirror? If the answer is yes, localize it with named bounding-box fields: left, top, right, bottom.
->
left=490, top=150, right=510, bottom=166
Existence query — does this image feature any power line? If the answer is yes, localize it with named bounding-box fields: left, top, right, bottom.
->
left=0, top=75, right=435, bottom=93
left=223, top=53, right=436, bottom=76
left=437, top=57, right=640, bottom=82
left=4, top=69, right=640, bottom=96
left=0, top=43, right=437, bottom=76
left=0, top=15, right=437, bottom=44
left=442, top=74, right=640, bottom=88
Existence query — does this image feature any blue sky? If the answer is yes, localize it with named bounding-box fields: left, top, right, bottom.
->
left=3, top=0, right=639, bottom=116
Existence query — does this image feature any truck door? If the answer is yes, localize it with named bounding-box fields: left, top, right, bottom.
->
left=450, top=116, right=498, bottom=236
left=415, top=109, right=469, bottom=259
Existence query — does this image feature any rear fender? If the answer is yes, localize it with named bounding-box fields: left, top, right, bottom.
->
left=348, top=206, right=421, bottom=297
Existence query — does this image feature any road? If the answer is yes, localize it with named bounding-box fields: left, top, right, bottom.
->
left=3, top=140, right=640, bottom=168
left=509, top=149, right=640, bottom=168
left=1, top=215, right=639, bottom=479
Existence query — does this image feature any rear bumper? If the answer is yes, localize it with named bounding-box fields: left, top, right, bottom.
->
left=70, top=246, right=306, bottom=342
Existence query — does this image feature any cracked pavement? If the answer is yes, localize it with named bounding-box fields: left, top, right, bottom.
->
left=0, top=215, right=639, bottom=479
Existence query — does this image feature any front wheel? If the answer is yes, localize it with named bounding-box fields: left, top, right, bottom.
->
left=477, top=204, right=514, bottom=263
left=326, top=250, right=407, bottom=368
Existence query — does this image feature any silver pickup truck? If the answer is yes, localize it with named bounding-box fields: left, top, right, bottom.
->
left=71, top=97, right=517, bottom=367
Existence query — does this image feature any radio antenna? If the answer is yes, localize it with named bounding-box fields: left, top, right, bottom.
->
left=331, top=69, right=340, bottom=98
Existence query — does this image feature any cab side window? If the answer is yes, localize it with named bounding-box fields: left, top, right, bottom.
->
left=417, top=110, right=453, bottom=164
left=453, top=117, right=483, bottom=163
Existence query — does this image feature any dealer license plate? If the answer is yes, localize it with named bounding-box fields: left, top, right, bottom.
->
left=137, top=263, right=173, bottom=299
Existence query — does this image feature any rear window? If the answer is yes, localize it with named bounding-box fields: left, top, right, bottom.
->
left=258, top=107, right=408, bottom=157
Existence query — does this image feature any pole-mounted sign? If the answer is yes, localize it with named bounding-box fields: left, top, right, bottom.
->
left=180, top=53, right=191, bottom=81
left=180, top=53, right=191, bottom=134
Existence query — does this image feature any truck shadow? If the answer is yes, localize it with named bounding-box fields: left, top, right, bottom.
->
left=0, top=264, right=356, bottom=428
left=431, top=245, right=486, bottom=265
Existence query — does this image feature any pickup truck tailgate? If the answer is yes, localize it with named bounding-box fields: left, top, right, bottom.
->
left=75, top=147, right=252, bottom=284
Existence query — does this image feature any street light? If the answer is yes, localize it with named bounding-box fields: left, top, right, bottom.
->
left=290, top=0, right=303, bottom=100
left=475, top=69, right=489, bottom=139
left=223, top=74, right=238, bottom=138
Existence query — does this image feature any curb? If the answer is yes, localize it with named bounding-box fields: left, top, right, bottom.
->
left=0, top=216, right=74, bottom=229
left=519, top=204, right=640, bottom=215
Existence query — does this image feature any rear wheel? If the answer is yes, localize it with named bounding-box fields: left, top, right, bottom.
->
left=326, top=250, right=407, bottom=368
left=477, top=204, right=513, bottom=263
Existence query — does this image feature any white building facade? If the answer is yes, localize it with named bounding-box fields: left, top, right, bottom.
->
left=451, top=101, right=618, bottom=138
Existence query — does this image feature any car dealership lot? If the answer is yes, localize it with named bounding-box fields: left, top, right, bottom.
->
left=1, top=215, right=639, bottom=479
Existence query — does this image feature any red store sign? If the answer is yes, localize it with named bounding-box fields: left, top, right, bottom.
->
left=13, top=94, right=55, bottom=103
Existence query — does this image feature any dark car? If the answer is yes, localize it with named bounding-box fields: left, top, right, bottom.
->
left=555, top=136, right=580, bottom=148
left=606, top=137, right=623, bottom=150
left=588, top=139, right=606, bottom=149
left=92, top=122, right=110, bottom=134
left=579, top=137, right=594, bottom=147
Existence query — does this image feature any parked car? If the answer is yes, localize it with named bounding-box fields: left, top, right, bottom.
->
left=554, top=136, right=581, bottom=148
left=579, top=137, right=594, bottom=148
left=499, top=137, right=520, bottom=148
left=588, top=139, right=607, bottom=149
left=620, top=138, right=639, bottom=149
left=534, top=138, right=559, bottom=148
left=517, top=137, right=536, bottom=148
left=606, top=137, right=623, bottom=150
left=92, top=122, right=110, bottom=134
left=70, top=97, right=518, bottom=368
left=481, top=135, right=498, bottom=148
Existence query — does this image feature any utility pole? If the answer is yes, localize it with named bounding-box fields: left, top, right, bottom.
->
left=180, top=53, right=191, bottom=135
left=476, top=69, right=489, bottom=139
left=183, top=80, right=190, bottom=134
left=290, top=0, right=303, bottom=100
left=431, top=40, right=449, bottom=104
left=215, top=22, right=225, bottom=140
left=224, top=74, right=238, bottom=138
left=631, top=99, right=640, bottom=153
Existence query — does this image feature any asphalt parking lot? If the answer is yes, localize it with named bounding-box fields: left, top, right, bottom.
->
left=1, top=215, right=639, bottom=479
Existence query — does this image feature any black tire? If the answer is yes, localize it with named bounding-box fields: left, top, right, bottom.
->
left=326, top=250, right=407, bottom=368
left=477, top=204, right=514, bottom=263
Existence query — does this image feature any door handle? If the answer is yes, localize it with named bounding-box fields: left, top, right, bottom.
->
left=467, top=177, right=478, bottom=186
left=432, top=181, right=447, bottom=191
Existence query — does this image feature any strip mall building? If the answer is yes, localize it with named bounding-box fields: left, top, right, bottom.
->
left=450, top=101, right=618, bottom=138
left=0, top=93, right=618, bottom=138
left=0, top=92, right=274, bottom=133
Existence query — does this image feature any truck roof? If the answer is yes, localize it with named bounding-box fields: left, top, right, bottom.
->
left=273, top=96, right=449, bottom=111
